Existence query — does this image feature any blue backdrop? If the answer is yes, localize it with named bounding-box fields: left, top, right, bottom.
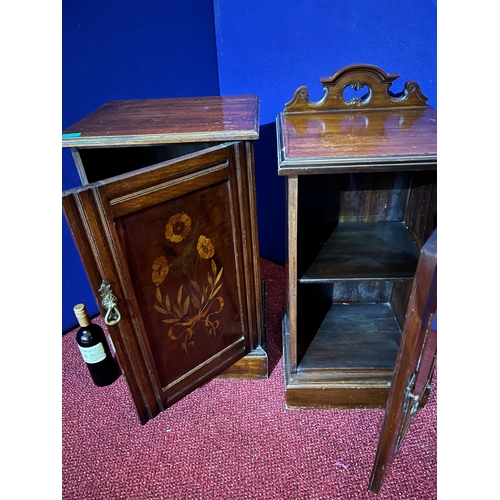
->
left=62, top=0, right=220, bottom=331
left=62, top=0, right=436, bottom=331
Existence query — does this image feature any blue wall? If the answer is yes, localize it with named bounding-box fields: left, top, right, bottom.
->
left=62, top=0, right=436, bottom=331
left=214, top=0, right=437, bottom=265
left=62, top=0, right=220, bottom=331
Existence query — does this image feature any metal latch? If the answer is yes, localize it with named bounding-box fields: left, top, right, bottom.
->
left=99, top=281, right=121, bottom=326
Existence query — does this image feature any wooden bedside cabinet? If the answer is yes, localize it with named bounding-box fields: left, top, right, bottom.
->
left=277, top=65, right=436, bottom=410
left=62, top=95, right=267, bottom=424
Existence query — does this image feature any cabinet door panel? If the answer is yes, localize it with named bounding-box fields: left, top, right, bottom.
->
left=368, top=228, right=437, bottom=493
left=105, top=147, right=231, bottom=216
left=63, top=143, right=254, bottom=422
left=110, top=163, right=229, bottom=217
left=112, top=171, right=247, bottom=390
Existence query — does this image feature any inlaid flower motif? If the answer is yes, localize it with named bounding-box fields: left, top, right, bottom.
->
left=165, top=213, right=192, bottom=243
left=197, top=235, right=214, bottom=259
left=153, top=212, right=224, bottom=355
left=155, top=258, right=224, bottom=355
left=152, top=256, right=169, bottom=286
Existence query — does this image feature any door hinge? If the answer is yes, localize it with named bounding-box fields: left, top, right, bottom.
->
left=402, top=372, right=420, bottom=417
left=394, top=372, right=421, bottom=454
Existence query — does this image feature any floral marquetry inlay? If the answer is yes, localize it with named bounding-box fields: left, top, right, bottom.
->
left=152, top=212, right=225, bottom=355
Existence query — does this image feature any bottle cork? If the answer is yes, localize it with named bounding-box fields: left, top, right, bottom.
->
left=73, top=303, right=91, bottom=327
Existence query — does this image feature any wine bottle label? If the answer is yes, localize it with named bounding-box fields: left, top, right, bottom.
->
left=78, top=343, right=107, bottom=364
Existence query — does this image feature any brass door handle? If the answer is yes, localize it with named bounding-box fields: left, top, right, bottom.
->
left=98, top=281, right=122, bottom=326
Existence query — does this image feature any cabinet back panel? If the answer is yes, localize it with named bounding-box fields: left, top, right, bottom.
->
left=298, top=172, right=411, bottom=222
left=337, top=172, right=412, bottom=223
left=79, top=142, right=218, bottom=183
left=332, top=281, right=393, bottom=303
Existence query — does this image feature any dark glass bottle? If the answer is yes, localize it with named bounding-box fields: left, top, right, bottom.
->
left=74, top=303, right=119, bottom=387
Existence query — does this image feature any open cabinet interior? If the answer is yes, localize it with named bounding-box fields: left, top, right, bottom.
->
left=295, top=170, right=436, bottom=372
left=277, top=64, right=437, bottom=409
left=75, top=142, right=220, bottom=183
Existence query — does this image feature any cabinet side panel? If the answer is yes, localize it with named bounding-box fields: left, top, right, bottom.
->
left=286, top=177, right=299, bottom=373
left=405, top=170, right=437, bottom=249
left=232, top=141, right=263, bottom=350
left=297, top=174, right=340, bottom=277
left=390, top=281, right=413, bottom=331
left=296, top=283, right=333, bottom=365
left=246, top=141, right=265, bottom=350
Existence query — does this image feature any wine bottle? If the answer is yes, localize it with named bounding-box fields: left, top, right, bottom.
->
left=73, top=303, right=119, bottom=387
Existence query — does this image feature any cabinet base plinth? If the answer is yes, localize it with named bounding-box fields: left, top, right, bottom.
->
left=284, top=383, right=390, bottom=410
left=217, top=346, right=268, bottom=379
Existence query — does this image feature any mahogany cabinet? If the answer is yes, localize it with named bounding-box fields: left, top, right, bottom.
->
left=277, top=65, right=437, bottom=410
left=62, top=95, right=267, bottom=424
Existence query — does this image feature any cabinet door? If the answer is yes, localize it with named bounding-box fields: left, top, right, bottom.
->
left=63, top=142, right=261, bottom=424
left=368, top=229, right=437, bottom=493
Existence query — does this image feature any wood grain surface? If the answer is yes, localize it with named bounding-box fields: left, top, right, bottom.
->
left=278, top=107, right=436, bottom=173
left=62, top=95, right=260, bottom=147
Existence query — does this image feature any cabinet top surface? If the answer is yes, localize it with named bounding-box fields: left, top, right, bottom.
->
left=62, top=95, right=260, bottom=147
left=277, top=106, right=437, bottom=172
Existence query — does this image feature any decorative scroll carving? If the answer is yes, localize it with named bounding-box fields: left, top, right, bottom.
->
left=284, top=64, right=428, bottom=113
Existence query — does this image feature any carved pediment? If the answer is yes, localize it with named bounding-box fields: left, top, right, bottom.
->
left=284, top=64, right=428, bottom=113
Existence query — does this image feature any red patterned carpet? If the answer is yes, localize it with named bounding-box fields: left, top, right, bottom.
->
left=62, top=258, right=437, bottom=499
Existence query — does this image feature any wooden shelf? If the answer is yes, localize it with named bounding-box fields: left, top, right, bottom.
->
left=298, top=303, right=401, bottom=371
left=299, top=221, right=420, bottom=282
